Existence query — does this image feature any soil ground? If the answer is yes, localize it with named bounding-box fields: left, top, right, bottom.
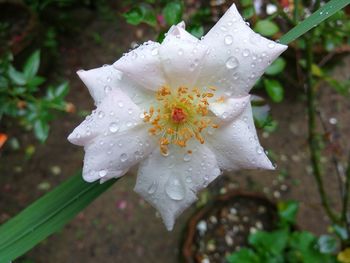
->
left=1, top=6, right=350, bottom=263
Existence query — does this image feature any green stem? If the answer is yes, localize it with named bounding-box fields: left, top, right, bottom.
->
left=305, top=37, right=339, bottom=224
left=293, top=0, right=299, bottom=22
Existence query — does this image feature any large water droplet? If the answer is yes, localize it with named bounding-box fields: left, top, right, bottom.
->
left=225, top=56, right=239, bottom=70
left=224, top=35, right=233, bottom=45
left=165, top=178, right=185, bottom=201
left=147, top=181, right=158, bottom=194
left=109, top=122, right=119, bottom=133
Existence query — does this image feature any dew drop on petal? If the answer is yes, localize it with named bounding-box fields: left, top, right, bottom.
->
left=268, top=42, right=276, bottom=49
left=242, top=49, right=250, bottom=57
left=109, top=122, right=119, bottom=133
left=224, top=35, right=233, bottom=45
left=151, top=47, right=159, bottom=56
left=165, top=178, right=185, bottom=201
left=178, top=48, right=184, bottom=56
left=98, top=111, right=105, bottom=119
left=99, top=169, right=107, bottom=178
left=104, top=85, right=112, bottom=93
left=118, top=101, right=124, bottom=108
left=185, top=176, right=192, bottom=183
left=147, top=181, right=158, bottom=194
left=120, top=153, right=128, bottom=162
left=184, top=153, right=192, bottom=162
left=225, top=56, right=239, bottom=70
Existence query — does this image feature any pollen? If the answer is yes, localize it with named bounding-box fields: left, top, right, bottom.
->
left=143, top=86, right=219, bottom=155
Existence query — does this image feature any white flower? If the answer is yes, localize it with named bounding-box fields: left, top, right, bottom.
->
left=68, top=4, right=287, bottom=231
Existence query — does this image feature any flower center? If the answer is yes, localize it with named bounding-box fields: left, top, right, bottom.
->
left=143, top=86, right=219, bottom=155
left=171, top=107, right=187, bottom=123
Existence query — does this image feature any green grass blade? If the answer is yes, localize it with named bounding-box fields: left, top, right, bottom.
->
left=279, top=0, right=350, bottom=45
left=0, top=172, right=116, bottom=263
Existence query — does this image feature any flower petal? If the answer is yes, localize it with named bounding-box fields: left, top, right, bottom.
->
left=67, top=89, right=144, bottom=146
left=207, top=103, right=273, bottom=171
left=113, top=41, right=166, bottom=91
left=196, top=4, right=287, bottom=96
left=82, top=127, right=156, bottom=183
left=209, top=95, right=250, bottom=122
left=167, top=21, right=198, bottom=43
left=159, top=34, right=207, bottom=89
left=77, top=65, right=122, bottom=105
left=134, top=143, right=221, bottom=230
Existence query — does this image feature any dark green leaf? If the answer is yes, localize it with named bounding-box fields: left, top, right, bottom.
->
left=317, top=235, right=338, bottom=254
left=53, top=82, right=69, bottom=99
left=264, top=79, right=284, bottom=103
left=188, top=25, right=204, bottom=38
left=227, top=248, right=260, bottom=263
left=278, top=201, right=299, bottom=225
left=162, top=2, right=183, bottom=25
left=242, top=6, right=255, bottom=19
left=34, top=119, right=49, bottom=142
left=254, top=20, right=279, bottom=37
left=265, top=58, right=286, bottom=76
left=23, top=50, right=40, bottom=80
left=27, top=76, right=45, bottom=88
left=279, top=0, right=350, bottom=45
left=0, top=172, right=116, bottom=262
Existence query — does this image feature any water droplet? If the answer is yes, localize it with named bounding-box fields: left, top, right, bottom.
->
left=184, top=153, right=192, bottom=162
left=126, top=122, right=132, bottom=127
left=165, top=178, right=185, bottom=200
left=120, top=153, right=128, bottom=162
left=242, top=49, right=250, bottom=57
left=147, top=181, right=158, bottom=194
left=224, top=35, right=233, bottom=45
left=186, top=176, right=192, bottom=183
left=98, top=111, right=105, bottom=119
left=256, top=146, right=263, bottom=155
left=99, top=170, right=107, bottom=178
left=106, top=76, right=111, bottom=82
left=220, top=25, right=227, bottom=31
left=128, top=108, right=133, bottom=114
left=178, top=48, right=184, bottom=55
left=268, top=42, right=276, bottom=49
left=117, top=101, right=124, bottom=108
left=109, top=122, right=119, bottom=133
left=225, top=56, right=239, bottom=70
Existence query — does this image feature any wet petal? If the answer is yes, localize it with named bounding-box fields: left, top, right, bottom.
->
left=67, top=89, right=144, bottom=146
left=134, top=143, right=220, bottom=230
left=77, top=65, right=122, bottom=105
left=167, top=21, right=198, bottom=43
left=207, top=104, right=274, bottom=171
left=82, top=127, right=156, bottom=183
left=159, top=34, right=207, bottom=89
left=197, top=4, right=287, bottom=97
left=209, top=95, right=251, bottom=122
left=113, top=41, right=166, bottom=91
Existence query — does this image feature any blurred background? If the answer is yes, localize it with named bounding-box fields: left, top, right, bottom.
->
left=0, top=0, right=350, bottom=262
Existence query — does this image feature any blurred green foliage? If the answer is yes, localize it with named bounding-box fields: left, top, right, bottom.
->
left=227, top=201, right=339, bottom=263
left=0, top=51, right=70, bottom=142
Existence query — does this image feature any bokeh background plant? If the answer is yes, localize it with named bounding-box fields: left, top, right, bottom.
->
left=0, top=0, right=350, bottom=262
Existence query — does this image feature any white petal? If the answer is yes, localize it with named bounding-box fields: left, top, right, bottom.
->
left=209, top=95, right=250, bottom=122
left=196, top=4, right=287, bottom=96
left=159, top=34, right=207, bottom=89
left=77, top=65, right=122, bottom=105
left=134, top=143, right=221, bottom=230
left=82, top=127, right=156, bottom=183
left=113, top=41, right=166, bottom=91
left=207, top=104, right=273, bottom=171
left=167, top=21, right=198, bottom=43
left=67, top=89, right=144, bottom=146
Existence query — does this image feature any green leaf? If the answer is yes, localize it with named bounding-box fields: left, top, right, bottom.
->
left=317, top=235, right=338, bottom=254
left=332, top=224, right=349, bottom=240
left=8, top=66, right=26, bottom=86
left=254, top=20, right=279, bottom=37
left=249, top=228, right=289, bottom=255
left=279, top=0, right=350, bottom=45
left=264, top=79, right=284, bottom=103
left=0, top=172, right=116, bottom=262
left=123, top=4, right=156, bottom=27
left=227, top=248, right=260, bottom=263
left=53, top=82, right=69, bottom=99
left=265, top=58, right=286, bottom=76
left=188, top=25, right=204, bottom=38
left=278, top=201, right=299, bottom=225
left=23, top=50, right=40, bottom=80
left=33, top=119, right=50, bottom=142
left=162, top=2, right=183, bottom=25
left=242, top=6, right=255, bottom=19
